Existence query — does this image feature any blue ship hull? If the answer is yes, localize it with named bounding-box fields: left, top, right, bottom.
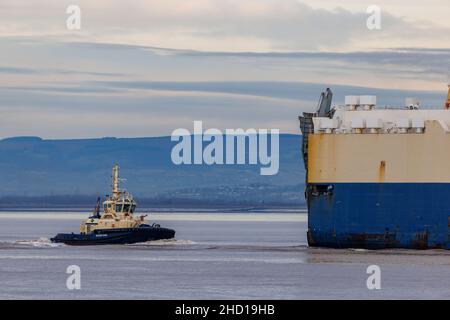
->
left=51, top=226, right=175, bottom=245
left=307, top=183, right=450, bottom=250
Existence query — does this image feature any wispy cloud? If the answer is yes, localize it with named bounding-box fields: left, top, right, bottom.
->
left=0, top=80, right=445, bottom=139
left=0, top=65, right=125, bottom=77
left=3, top=39, right=448, bottom=93
left=0, top=66, right=38, bottom=74
left=0, top=1, right=448, bottom=139
left=0, top=1, right=449, bottom=51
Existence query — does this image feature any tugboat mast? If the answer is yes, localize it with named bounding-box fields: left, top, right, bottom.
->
left=112, top=163, right=120, bottom=199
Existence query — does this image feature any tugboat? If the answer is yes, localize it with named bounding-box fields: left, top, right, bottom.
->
left=51, top=164, right=175, bottom=245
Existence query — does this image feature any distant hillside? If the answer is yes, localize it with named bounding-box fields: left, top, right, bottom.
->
left=0, top=134, right=305, bottom=207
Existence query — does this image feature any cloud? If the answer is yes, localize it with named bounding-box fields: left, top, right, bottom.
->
left=175, top=47, right=450, bottom=80
left=2, top=38, right=447, bottom=90
left=0, top=85, right=303, bottom=138
left=0, top=34, right=447, bottom=139
left=0, top=65, right=125, bottom=77
left=87, top=80, right=446, bottom=111
left=0, top=66, right=38, bottom=74
left=0, top=80, right=445, bottom=139
left=0, top=0, right=448, bottom=51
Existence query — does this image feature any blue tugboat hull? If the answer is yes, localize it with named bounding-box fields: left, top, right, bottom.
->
left=51, top=226, right=175, bottom=245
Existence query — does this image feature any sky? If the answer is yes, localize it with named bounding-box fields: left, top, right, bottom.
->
left=0, top=0, right=449, bottom=138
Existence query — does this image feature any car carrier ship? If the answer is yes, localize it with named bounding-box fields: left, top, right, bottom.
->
left=299, top=85, right=450, bottom=250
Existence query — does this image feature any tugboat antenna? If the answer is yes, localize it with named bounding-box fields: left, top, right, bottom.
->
left=112, top=163, right=120, bottom=198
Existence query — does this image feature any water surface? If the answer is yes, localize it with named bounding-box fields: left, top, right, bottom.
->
left=0, top=211, right=449, bottom=299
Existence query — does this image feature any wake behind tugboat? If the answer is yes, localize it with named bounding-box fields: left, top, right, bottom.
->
left=51, top=164, right=175, bottom=245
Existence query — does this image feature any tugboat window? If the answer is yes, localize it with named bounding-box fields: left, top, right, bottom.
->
left=115, top=204, right=123, bottom=212
left=123, top=204, right=131, bottom=213
left=130, top=205, right=136, bottom=213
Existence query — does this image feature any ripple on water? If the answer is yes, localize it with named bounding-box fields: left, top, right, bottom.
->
left=125, top=239, right=197, bottom=247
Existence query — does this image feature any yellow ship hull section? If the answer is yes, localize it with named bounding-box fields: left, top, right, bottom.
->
left=308, top=120, right=450, bottom=183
